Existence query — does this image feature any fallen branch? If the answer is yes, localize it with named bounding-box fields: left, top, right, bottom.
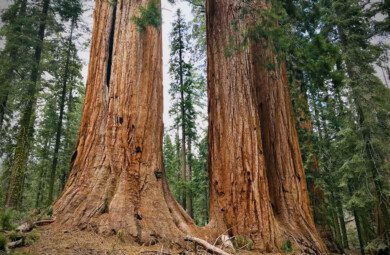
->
left=16, top=219, right=54, bottom=233
left=34, top=219, right=54, bottom=227
left=185, top=236, right=232, bottom=255
left=139, top=251, right=171, bottom=255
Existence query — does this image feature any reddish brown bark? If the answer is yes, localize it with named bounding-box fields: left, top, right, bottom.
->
left=254, top=43, right=327, bottom=255
left=292, top=79, right=340, bottom=251
left=206, top=0, right=327, bottom=253
left=206, top=0, right=280, bottom=251
left=53, top=0, right=194, bottom=244
left=54, top=0, right=327, bottom=252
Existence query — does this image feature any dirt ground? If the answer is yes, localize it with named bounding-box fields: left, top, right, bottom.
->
left=16, top=225, right=360, bottom=255
left=16, top=225, right=263, bottom=255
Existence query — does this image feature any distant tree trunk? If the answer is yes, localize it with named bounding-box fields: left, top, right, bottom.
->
left=335, top=197, right=349, bottom=249
left=178, top=21, right=188, bottom=211
left=6, top=0, right=50, bottom=209
left=186, top=139, right=193, bottom=219
left=59, top=82, right=75, bottom=192
left=338, top=24, right=390, bottom=246
left=175, top=127, right=181, bottom=185
left=348, top=183, right=366, bottom=255
left=331, top=206, right=343, bottom=251
left=54, top=0, right=194, bottom=243
left=47, top=19, right=76, bottom=205
left=35, top=138, right=50, bottom=208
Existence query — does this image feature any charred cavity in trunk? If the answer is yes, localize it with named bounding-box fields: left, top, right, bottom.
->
left=106, top=3, right=117, bottom=89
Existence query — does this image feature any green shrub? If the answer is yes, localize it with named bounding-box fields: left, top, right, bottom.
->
left=232, top=235, right=254, bottom=251
left=0, top=210, right=14, bottom=231
left=25, top=229, right=40, bottom=246
left=0, top=233, right=7, bottom=251
left=7, top=231, right=22, bottom=242
left=281, top=239, right=293, bottom=253
left=365, top=237, right=389, bottom=254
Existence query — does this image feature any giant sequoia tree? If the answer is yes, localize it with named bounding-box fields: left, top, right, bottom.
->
left=206, top=0, right=326, bottom=253
left=54, top=0, right=326, bottom=253
left=53, top=0, right=195, bottom=244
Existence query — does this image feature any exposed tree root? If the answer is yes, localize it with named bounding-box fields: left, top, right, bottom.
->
left=185, top=236, right=232, bottom=255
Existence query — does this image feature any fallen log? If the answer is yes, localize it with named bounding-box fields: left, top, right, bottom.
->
left=184, top=236, right=232, bottom=255
left=16, top=219, right=54, bottom=233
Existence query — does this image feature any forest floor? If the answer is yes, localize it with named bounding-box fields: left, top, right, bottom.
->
left=15, top=225, right=362, bottom=255
left=16, top=225, right=264, bottom=255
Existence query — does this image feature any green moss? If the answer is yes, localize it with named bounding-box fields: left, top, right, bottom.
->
left=117, top=229, right=126, bottom=243
left=281, top=239, right=293, bottom=253
left=108, top=0, right=117, bottom=6
left=132, top=0, right=161, bottom=32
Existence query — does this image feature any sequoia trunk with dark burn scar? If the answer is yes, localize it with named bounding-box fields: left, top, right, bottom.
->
left=53, top=0, right=194, bottom=244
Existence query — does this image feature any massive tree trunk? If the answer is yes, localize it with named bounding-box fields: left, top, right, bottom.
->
left=206, top=0, right=326, bottom=253
left=206, top=0, right=280, bottom=251
left=255, top=49, right=326, bottom=253
left=54, top=0, right=194, bottom=244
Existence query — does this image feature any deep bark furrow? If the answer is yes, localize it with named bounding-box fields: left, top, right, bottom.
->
left=106, top=3, right=117, bottom=90
left=206, top=0, right=279, bottom=251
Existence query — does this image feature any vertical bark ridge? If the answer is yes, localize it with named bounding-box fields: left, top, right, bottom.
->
left=206, top=0, right=281, bottom=251
left=254, top=46, right=327, bottom=253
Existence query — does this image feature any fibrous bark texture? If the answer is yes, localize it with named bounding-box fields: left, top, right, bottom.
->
left=253, top=31, right=328, bottom=255
left=54, top=0, right=194, bottom=244
left=206, top=0, right=279, bottom=252
left=206, top=0, right=327, bottom=253
left=55, top=0, right=327, bottom=252
left=256, top=62, right=327, bottom=253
